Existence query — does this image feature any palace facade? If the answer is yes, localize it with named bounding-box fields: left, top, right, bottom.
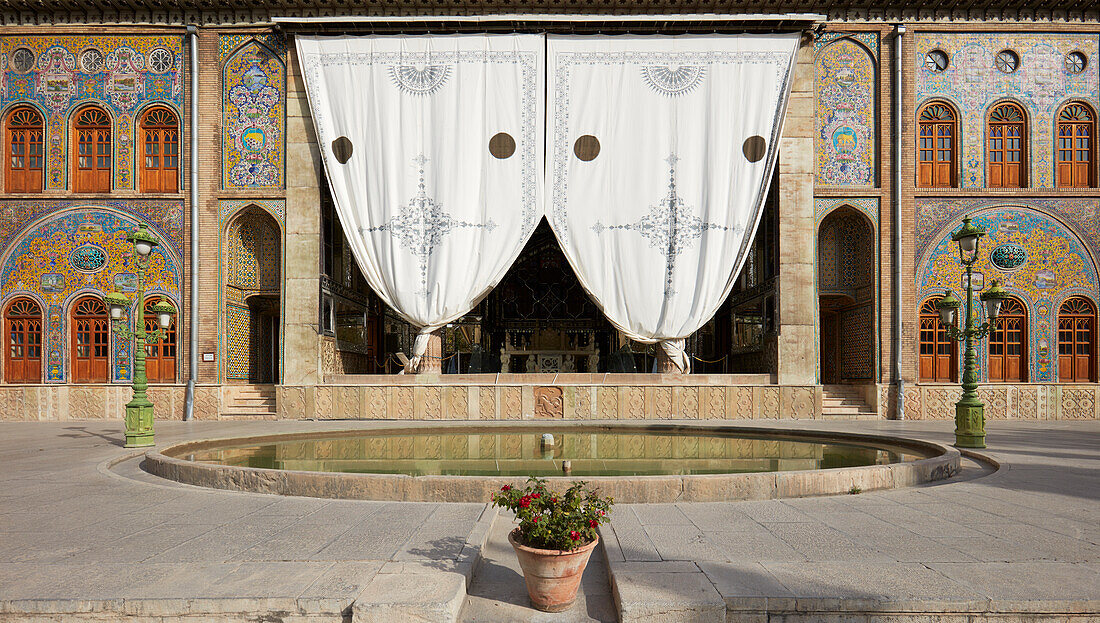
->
left=0, top=2, right=1097, bottom=422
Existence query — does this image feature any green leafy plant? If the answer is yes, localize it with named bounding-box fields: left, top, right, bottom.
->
left=492, top=477, right=613, bottom=551
left=849, top=485, right=862, bottom=495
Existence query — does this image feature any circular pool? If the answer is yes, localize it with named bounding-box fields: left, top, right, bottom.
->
left=145, top=423, right=960, bottom=503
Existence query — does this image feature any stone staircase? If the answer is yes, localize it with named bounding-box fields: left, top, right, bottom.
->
left=821, top=385, right=879, bottom=419
left=222, top=384, right=277, bottom=419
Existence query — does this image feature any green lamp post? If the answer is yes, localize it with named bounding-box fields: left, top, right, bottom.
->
left=104, top=224, right=177, bottom=448
left=934, top=216, right=1010, bottom=449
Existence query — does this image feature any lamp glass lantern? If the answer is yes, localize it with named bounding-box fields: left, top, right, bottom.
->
left=980, top=279, right=1009, bottom=323
left=935, top=290, right=961, bottom=328
left=126, top=224, right=159, bottom=257
left=151, top=297, right=177, bottom=329
left=104, top=292, right=131, bottom=320
left=950, top=217, right=987, bottom=264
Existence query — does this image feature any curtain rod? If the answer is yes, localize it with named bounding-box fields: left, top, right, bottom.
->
left=272, top=13, right=827, bottom=25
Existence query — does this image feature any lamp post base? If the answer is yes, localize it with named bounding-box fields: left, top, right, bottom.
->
left=124, top=400, right=155, bottom=448
left=954, top=401, right=986, bottom=449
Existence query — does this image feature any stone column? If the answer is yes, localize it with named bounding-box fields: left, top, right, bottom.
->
left=282, top=46, right=323, bottom=386
left=417, top=332, right=443, bottom=374
left=775, top=37, right=817, bottom=385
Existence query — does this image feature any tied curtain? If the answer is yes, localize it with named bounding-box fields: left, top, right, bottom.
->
left=298, top=33, right=797, bottom=373
left=546, top=35, right=798, bottom=372
left=295, top=34, right=545, bottom=372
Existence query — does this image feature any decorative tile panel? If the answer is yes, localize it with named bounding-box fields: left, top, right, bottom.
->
left=815, top=35, right=877, bottom=187
left=221, top=34, right=286, bottom=189
left=0, top=36, right=184, bottom=190
left=914, top=33, right=1099, bottom=188
left=0, top=208, right=182, bottom=383
left=918, top=207, right=1098, bottom=382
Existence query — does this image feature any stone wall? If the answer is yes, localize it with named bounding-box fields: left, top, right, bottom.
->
left=277, top=382, right=821, bottom=420
left=902, top=383, right=1100, bottom=419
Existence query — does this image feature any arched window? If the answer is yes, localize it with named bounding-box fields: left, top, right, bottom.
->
left=1058, top=297, right=1096, bottom=382
left=4, top=298, right=41, bottom=383
left=1057, top=103, right=1095, bottom=188
left=5, top=106, right=44, bottom=193
left=71, top=296, right=108, bottom=383
left=919, top=298, right=956, bottom=382
left=918, top=102, right=956, bottom=188
left=989, top=297, right=1027, bottom=382
left=139, top=107, right=179, bottom=193
left=144, top=297, right=176, bottom=383
left=987, top=102, right=1027, bottom=188
left=72, top=106, right=111, bottom=192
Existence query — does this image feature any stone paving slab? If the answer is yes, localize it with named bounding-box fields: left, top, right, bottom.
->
left=0, top=420, right=496, bottom=622
left=601, top=420, right=1100, bottom=623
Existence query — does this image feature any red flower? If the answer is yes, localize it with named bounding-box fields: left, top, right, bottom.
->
left=589, top=519, right=598, bottom=528
left=532, top=515, right=540, bottom=523
left=570, top=530, right=580, bottom=540
left=518, top=496, right=531, bottom=509
left=501, top=485, right=511, bottom=492
left=532, top=493, right=541, bottom=499
left=550, top=498, right=556, bottom=504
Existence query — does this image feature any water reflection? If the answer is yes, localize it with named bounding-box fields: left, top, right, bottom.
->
left=181, top=428, right=924, bottom=477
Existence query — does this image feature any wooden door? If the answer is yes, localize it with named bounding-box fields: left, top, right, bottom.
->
left=71, top=298, right=108, bottom=383
left=1059, top=298, right=1095, bottom=382
left=989, top=298, right=1026, bottom=382
left=4, top=298, right=41, bottom=383
left=73, top=108, right=111, bottom=193
left=143, top=298, right=176, bottom=383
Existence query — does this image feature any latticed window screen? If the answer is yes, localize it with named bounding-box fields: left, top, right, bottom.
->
left=919, top=298, right=955, bottom=382
left=5, top=297, right=41, bottom=383
left=918, top=103, right=956, bottom=188
left=71, top=297, right=109, bottom=383
left=140, top=107, right=179, bottom=193
left=987, top=103, right=1026, bottom=188
left=73, top=107, right=111, bottom=192
left=144, top=298, right=177, bottom=383
left=6, top=107, right=43, bottom=193
left=988, top=297, right=1026, bottom=382
left=1058, top=297, right=1096, bottom=382
left=1057, top=103, right=1095, bottom=189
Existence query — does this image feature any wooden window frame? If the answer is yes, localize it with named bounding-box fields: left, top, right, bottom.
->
left=143, top=297, right=177, bottom=383
left=1056, top=102, right=1096, bottom=189
left=139, top=106, right=180, bottom=193
left=1058, top=296, right=1096, bottom=383
left=987, top=102, right=1028, bottom=189
left=5, top=106, right=45, bottom=193
left=988, top=297, right=1027, bottom=382
left=70, top=296, right=109, bottom=383
left=918, top=298, right=957, bottom=383
left=71, top=106, right=111, bottom=193
left=917, top=102, right=958, bottom=188
left=4, top=297, right=42, bottom=383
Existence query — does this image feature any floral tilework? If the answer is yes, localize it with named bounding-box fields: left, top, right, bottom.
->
left=840, top=303, right=873, bottom=380
left=218, top=199, right=285, bottom=227
left=0, top=208, right=182, bottom=383
left=914, top=33, right=1099, bottom=189
left=226, top=303, right=250, bottom=380
left=221, top=34, right=286, bottom=189
left=0, top=199, right=184, bottom=255
left=815, top=36, right=877, bottom=187
left=814, top=197, right=879, bottom=227
left=917, top=207, right=1098, bottom=382
left=915, top=198, right=1100, bottom=264
left=0, top=36, right=185, bottom=190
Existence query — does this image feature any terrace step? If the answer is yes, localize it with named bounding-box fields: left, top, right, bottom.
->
left=820, top=385, right=879, bottom=419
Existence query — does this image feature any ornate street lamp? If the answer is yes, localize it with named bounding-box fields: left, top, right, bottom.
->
left=105, top=224, right=177, bottom=448
left=934, top=216, right=1009, bottom=449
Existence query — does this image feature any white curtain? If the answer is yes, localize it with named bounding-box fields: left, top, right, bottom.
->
left=546, top=35, right=798, bottom=372
left=296, top=34, right=544, bottom=371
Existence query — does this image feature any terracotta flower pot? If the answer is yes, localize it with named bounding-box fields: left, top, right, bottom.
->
left=508, top=529, right=599, bottom=612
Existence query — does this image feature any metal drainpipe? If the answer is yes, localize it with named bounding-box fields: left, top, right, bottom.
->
left=183, top=25, right=199, bottom=422
left=894, top=24, right=906, bottom=420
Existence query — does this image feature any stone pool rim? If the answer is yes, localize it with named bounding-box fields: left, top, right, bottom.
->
left=143, top=422, right=963, bottom=503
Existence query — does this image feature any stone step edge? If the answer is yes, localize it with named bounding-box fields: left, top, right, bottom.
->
left=0, top=505, right=501, bottom=623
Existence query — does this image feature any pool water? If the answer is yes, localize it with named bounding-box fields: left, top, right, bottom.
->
left=179, top=427, right=926, bottom=477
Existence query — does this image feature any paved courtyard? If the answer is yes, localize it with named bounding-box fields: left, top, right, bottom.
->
left=0, top=418, right=1098, bottom=622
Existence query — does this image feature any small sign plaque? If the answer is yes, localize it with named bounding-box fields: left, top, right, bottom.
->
left=202, top=352, right=216, bottom=362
